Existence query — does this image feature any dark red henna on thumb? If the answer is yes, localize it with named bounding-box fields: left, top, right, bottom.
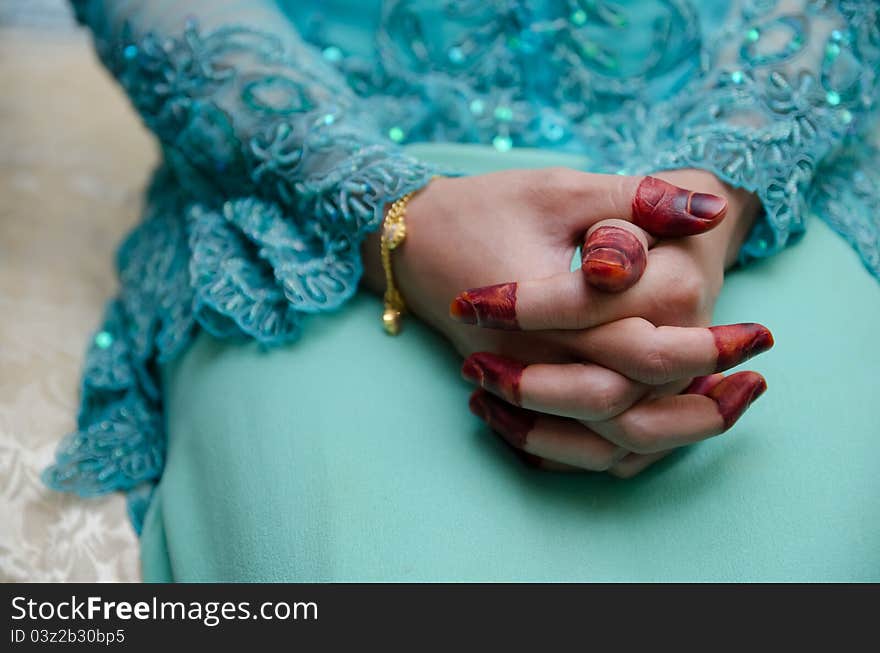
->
left=581, top=226, right=647, bottom=292
left=633, top=176, right=727, bottom=237
left=450, top=282, right=519, bottom=329
left=461, top=352, right=526, bottom=405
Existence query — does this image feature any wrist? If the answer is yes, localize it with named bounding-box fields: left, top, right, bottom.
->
left=360, top=190, right=430, bottom=296
left=710, top=180, right=761, bottom=269
left=359, top=178, right=443, bottom=326
left=361, top=228, right=385, bottom=294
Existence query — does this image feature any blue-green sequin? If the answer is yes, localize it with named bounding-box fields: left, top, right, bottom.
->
left=50, top=0, right=880, bottom=530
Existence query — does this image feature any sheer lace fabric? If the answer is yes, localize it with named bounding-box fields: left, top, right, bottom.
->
left=46, top=0, right=880, bottom=530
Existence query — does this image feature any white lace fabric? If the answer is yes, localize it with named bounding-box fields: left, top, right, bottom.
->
left=0, top=19, right=142, bottom=582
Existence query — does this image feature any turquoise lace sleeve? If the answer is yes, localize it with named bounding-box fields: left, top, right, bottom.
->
left=46, top=1, right=880, bottom=530
left=635, top=0, right=880, bottom=274
left=45, top=0, right=436, bottom=527
left=71, top=0, right=437, bottom=318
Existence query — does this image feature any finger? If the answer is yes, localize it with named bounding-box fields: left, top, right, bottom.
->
left=682, top=373, right=725, bottom=395
left=450, top=176, right=728, bottom=328
left=462, top=351, right=647, bottom=421
left=642, top=377, right=692, bottom=401
left=629, top=175, right=728, bottom=237
left=449, top=267, right=627, bottom=330
left=608, top=450, right=674, bottom=479
left=640, top=373, right=723, bottom=402
left=605, top=374, right=726, bottom=477
left=556, top=318, right=774, bottom=384
left=510, top=451, right=584, bottom=473
left=608, top=374, right=724, bottom=478
left=469, top=389, right=628, bottom=471
left=589, top=371, right=767, bottom=453
left=450, top=242, right=752, bottom=335
left=450, top=265, right=640, bottom=330
left=581, top=220, right=651, bottom=293
left=461, top=321, right=771, bottom=419
left=557, top=173, right=728, bottom=237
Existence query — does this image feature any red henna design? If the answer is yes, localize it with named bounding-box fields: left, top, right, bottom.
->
left=633, top=176, right=728, bottom=237
left=710, top=323, right=774, bottom=372
left=683, top=373, right=725, bottom=396
left=461, top=352, right=526, bottom=405
left=449, top=297, right=477, bottom=324
left=705, top=371, right=767, bottom=429
left=450, top=282, right=519, bottom=329
left=469, top=389, right=535, bottom=449
left=581, top=226, right=647, bottom=292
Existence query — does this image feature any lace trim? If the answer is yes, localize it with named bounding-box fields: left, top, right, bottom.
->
left=47, top=1, right=880, bottom=528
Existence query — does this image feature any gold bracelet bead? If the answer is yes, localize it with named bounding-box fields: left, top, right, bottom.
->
left=380, top=191, right=414, bottom=335
left=382, top=302, right=403, bottom=335
left=382, top=208, right=407, bottom=250
left=379, top=178, right=440, bottom=335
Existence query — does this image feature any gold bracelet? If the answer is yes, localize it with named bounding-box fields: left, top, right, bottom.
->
left=380, top=189, right=416, bottom=335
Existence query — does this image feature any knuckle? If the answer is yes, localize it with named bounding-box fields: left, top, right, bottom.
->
left=592, top=447, right=621, bottom=472
left=611, top=174, right=638, bottom=211
left=585, top=375, right=631, bottom=420
left=614, top=415, right=655, bottom=454
left=667, top=274, right=705, bottom=315
left=522, top=167, right=568, bottom=206
left=545, top=167, right=581, bottom=191
left=522, top=167, right=587, bottom=215
left=544, top=303, right=594, bottom=329
left=636, top=339, right=673, bottom=385
left=566, top=296, right=598, bottom=330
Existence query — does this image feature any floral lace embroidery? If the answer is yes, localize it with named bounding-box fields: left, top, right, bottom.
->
left=49, top=0, right=880, bottom=529
left=299, top=0, right=878, bottom=265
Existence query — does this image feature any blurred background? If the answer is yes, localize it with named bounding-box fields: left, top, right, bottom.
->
left=1, top=0, right=74, bottom=29
left=0, top=0, right=150, bottom=581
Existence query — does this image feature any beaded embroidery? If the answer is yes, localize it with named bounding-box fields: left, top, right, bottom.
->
left=49, top=0, right=880, bottom=529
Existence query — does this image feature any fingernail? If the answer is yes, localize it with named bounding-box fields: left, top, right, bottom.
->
left=450, top=282, right=519, bottom=329
left=710, top=323, right=775, bottom=372
left=688, top=192, right=728, bottom=221
left=461, top=352, right=525, bottom=405
left=706, top=371, right=767, bottom=429
left=633, top=176, right=728, bottom=237
left=449, top=297, right=477, bottom=324
left=585, top=247, right=629, bottom=270
left=469, top=389, right=534, bottom=449
left=581, top=226, right=647, bottom=292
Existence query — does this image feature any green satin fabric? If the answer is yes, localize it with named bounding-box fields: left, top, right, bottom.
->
left=142, top=144, right=880, bottom=581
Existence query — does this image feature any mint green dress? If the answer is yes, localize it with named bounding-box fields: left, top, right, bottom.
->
left=47, top=1, right=880, bottom=580
left=140, top=145, right=880, bottom=582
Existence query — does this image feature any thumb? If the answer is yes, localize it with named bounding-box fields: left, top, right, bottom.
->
left=562, top=173, right=728, bottom=238
left=580, top=219, right=654, bottom=293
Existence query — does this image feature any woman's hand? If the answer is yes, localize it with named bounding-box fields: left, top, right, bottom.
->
left=361, top=167, right=770, bottom=476
left=363, top=168, right=731, bottom=360
left=448, top=169, right=760, bottom=333
left=445, top=169, right=769, bottom=476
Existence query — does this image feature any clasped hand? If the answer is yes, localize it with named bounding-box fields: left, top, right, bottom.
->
left=363, top=167, right=772, bottom=477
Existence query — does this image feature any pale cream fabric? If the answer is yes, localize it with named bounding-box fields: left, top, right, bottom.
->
left=0, top=25, right=157, bottom=582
